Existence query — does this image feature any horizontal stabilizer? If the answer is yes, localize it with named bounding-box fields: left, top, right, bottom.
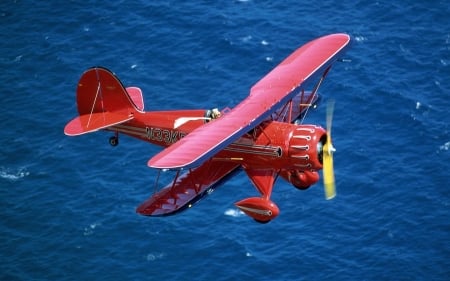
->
left=64, top=112, right=133, bottom=136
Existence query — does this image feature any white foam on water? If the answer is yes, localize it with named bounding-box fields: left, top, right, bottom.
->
left=439, top=141, right=450, bottom=151
left=83, top=222, right=102, bottom=236
left=146, top=252, right=166, bottom=262
left=0, top=167, right=30, bottom=181
left=224, top=208, right=245, bottom=217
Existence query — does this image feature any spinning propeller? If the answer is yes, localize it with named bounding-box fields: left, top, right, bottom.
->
left=322, top=100, right=336, bottom=199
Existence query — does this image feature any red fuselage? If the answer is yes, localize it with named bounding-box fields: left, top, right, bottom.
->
left=109, top=109, right=326, bottom=187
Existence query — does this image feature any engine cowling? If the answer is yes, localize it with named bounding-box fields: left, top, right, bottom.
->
left=280, top=125, right=326, bottom=189
left=288, top=125, right=326, bottom=170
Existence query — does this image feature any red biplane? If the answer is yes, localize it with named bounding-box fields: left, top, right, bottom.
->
left=65, top=33, right=351, bottom=223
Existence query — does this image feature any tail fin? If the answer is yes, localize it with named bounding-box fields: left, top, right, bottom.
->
left=64, top=67, right=143, bottom=136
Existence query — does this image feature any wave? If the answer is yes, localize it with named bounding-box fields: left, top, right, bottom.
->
left=439, top=141, right=450, bottom=151
left=0, top=167, right=30, bottom=181
left=224, top=208, right=245, bottom=217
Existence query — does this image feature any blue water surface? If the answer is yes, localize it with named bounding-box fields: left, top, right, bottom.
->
left=1, top=1, right=449, bottom=280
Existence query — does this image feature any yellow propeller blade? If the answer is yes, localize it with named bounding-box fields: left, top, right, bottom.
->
left=323, top=145, right=336, bottom=199
left=323, top=100, right=336, bottom=200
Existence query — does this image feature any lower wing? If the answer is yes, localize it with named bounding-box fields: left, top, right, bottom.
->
left=136, top=161, right=240, bottom=216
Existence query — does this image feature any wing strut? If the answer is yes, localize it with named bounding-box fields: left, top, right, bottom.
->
left=287, top=99, right=293, bottom=123
left=298, top=65, right=332, bottom=124
left=152, top=169, right=162, bottom=194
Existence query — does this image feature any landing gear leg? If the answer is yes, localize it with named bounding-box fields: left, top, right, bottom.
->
left=109, top=132, right=119, bottom=147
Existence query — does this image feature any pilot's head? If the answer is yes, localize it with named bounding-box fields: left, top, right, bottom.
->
left=211, top=108, right=221, bottom=119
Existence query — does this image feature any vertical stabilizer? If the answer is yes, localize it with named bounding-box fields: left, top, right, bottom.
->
left=64, top=67, right=140, bottom=136
left=76, top=67, right=139, bottom=116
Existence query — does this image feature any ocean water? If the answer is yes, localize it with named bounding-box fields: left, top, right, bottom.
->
left=1, top=1, right=449, bottom=280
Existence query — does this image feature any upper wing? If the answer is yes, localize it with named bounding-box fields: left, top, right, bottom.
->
left=148, top=33, right=351, bottom=169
